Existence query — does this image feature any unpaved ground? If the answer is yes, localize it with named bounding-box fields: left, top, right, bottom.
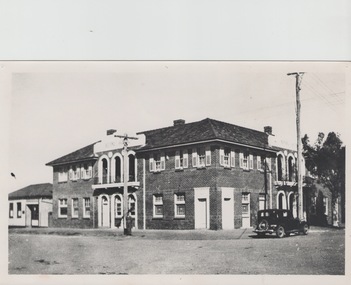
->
left=8, top=227, right=344, bottom=275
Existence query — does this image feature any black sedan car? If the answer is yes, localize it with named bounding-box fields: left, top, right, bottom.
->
left=253, top=209, right=309, bottom=238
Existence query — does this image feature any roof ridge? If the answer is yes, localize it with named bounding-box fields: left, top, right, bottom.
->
left=206, top=118, right=219, bottom=137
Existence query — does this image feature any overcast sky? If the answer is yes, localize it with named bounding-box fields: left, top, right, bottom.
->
left=4, top=61, right=347, bottom=192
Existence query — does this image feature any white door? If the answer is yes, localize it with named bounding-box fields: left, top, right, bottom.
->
left=194, top=187, right=210, bottom=229
left=222, top=199, right=234, bottom=230
left=101, top=196, right=110, bottom=227
left=222, top=188, right=234, bottom=229
left=196, top=198, right=207, bottom=229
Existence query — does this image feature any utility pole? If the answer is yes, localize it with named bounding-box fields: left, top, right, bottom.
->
left=115, top=133, right=138, bottom=235
left=287, top=72, right=304, bottom=220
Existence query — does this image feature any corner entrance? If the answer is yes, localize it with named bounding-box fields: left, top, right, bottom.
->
left=222, top=187, right=234, bottom=229
left=194, top=188, right=210, bottom=229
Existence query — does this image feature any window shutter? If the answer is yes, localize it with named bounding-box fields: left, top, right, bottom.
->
left=257, top=156, right=261, bottom=170
left=81, top=167, right=85, bottom=179
left=69, top=169, right=73, bottom=180
left=192, top=148, right=197, bottom=167
left=219, top=148, right=224, bottom=166
left=183, top=151, right=188, bottom=168
left=239, top=153, right=243, bottom=168
left=231, top=151, right=235, bottom=167
left=175, top=151, right=180, bottom=169
left=249, top=154, right=254, bottom=169
left=206, top=148, right=211, bottom=166
left=149, top=156, right=154, bottom=172
left=76, top=167, right=81, bottom=179
left=161, top=154, right=166, bottom=170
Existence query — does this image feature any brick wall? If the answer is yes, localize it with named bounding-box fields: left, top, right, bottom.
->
left=52, top=165, right=96, bottom=228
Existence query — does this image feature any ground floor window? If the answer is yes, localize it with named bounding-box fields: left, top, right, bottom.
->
left=115, top=195, right=122, bottom=217
left=174, top=193, right=185, bottom=218
left=72, top=198, right=79, bottom=218
left=259, top=194, right=266, bottom=210
left=153, top=194, right=163, bottom=217
left=128, top=194, right=136, bottom=217
left=323, top=197, right=329, bottom=215
left=17, top=202, right=22, bottom=218
left=58, top=199, right=68, bottom=218
left=9, top=202, right=13, bottom=218
left=83, top=198, right=90, bottom=218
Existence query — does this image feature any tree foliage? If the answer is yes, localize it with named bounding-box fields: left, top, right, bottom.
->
left=302, top=132, right=345, bottom=203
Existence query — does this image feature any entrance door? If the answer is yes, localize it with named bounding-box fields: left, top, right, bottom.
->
left=196, top=198, right=207, bottom=229
left=222, top=188, right=234, bottom=229
left=28, top=205, right=39, bottom=227
left=101, top=196, right=110, bottom=227
left=194, top=187, right=210, bottom=229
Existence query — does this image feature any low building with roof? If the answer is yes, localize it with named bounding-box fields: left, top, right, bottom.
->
left=8, top=183, right=53, bottom=227
left=46, top=118, right=311, bottom=230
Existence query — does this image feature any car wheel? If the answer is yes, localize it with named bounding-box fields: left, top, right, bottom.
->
left=258, top=219, right=269, bottom=231
left=302, top=224, right=308, bottom=235
left=276, top=225, right=285, bottom=238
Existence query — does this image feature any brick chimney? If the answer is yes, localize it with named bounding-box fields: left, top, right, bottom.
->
left=264, top=126, right=272, bottom=135
left=106, top=129, right=117, bottom=136
left=173, top=119, right=185, bottom=126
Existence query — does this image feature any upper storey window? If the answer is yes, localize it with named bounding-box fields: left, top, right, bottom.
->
left=175, top=150, right=188, bottom=170
left=58, top=167, right=68, bottom=182
left=277, top=154, right=284, bottom=181
left=192, top=147, right=211, bottom=168
left=239, top=152, right=253, bottom=170
left=219, top=147, right=235, bottom=168
left=149, top=153, right=165, bottom=172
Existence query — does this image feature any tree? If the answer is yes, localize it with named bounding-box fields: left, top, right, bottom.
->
left=302, top=132, right=345, bottom=217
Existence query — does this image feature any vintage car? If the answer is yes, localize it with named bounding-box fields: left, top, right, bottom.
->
left=253, top=209, right=309, bottom=238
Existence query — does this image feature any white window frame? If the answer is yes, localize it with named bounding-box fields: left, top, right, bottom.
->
left=198, top=148, right=206, bottom=167
left=230, top=151, right=235, bottom=167
left=175, top=150, right=189, bottom=170
left=81, top=164, right=92, bottom=180
left=115, top=195, right=123, bottom=218
left=58, top=199, right=68, bottom=218
left=83, top=198, right=91, bottom=218
left=323, top=197, right=329, bottom=215
left=249, top=154, right=254, bottom=169
left=257, top=155, right=262, bottom=171
left=242, top=193, right=250, bottom=217
left=258, top=194, right=265, bottom=210
left=153, top=194, right=164, bottom=218
left=174, top=193, right=186, bottom=218
left=58, top=167, right=68, bottom=182
left=9, top=202, right=14, bottom=218
left=17, top=202, right=22, bottom=218
left=150, top=153, right=166, bottom=172
left=72, top=198, right=79, bottom=218
left=240, top=152, right=249, bottom=170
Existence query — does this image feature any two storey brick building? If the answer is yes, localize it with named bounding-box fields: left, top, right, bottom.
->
left=46, top=118, right=310, bottom=230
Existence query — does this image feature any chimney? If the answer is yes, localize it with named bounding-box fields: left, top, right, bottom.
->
left=106, top=129, right=117, bottom=136
left=264, top=126, right=272, bottom=135
left=173, top=119, right=185, bottom=126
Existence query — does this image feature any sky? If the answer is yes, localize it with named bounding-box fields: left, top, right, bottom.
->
left=3, top=61, right=347, bottom=193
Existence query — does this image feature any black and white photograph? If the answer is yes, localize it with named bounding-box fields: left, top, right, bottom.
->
left=0, top=1, right=349, bottom=285
left=2, top=61, right=347, bottom=280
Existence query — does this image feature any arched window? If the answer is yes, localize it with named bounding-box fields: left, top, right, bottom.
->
left=102, top=158, right=108, bottom=184
left=115, top=195, right=123, bottom=217
left=128, top=153, right=136, bottom=182
left=277, top=192, right=285, bottom=209
left=277, top=154, right=284, bottom=181
left=128, top=194, right=136, bottom=217
left=288, top=156, right=294, bottom=182
left=114, top=156, right=122, bottom=183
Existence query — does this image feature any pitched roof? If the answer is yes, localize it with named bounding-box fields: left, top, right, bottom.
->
left=46, top=142, right=97, bottom=166
left=9, top=183, right=53, bottom=200
left=137, top=118, right=272, bottom=151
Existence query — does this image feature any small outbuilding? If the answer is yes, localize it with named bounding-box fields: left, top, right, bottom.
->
left=8, top=183, right=53, bottom=227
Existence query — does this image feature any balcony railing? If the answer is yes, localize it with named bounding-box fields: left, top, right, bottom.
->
left=93, top=174, right=137, bottom=185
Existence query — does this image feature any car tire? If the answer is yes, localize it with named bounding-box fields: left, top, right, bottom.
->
left=302, top=224, right=309, bottom=235
left=258, top=219, right=269, bottom=231
left=276, top=225, right=285, bottom=238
